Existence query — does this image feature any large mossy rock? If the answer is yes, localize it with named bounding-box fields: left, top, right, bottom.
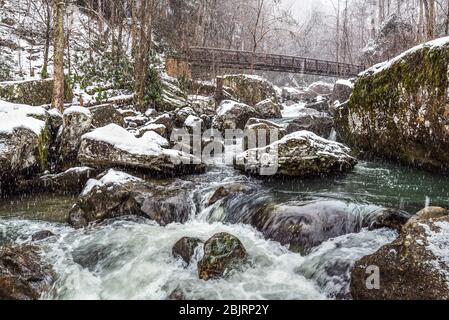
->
left=68, top=169, right=195, bottom=228
left=0, top=245, right=55, bottom=300
left=351, top=207, right=449, bottom=300
left=235, top=131, right=357, bottom=177
left=198, top=233, right=248, bottom=280
left=335, top=38, right=449, bottom=173
left=0, top=101, right=51, bottom=193
left=0, top=78, right=73, bottom=106
left=222, top=75, right=278, bottom=106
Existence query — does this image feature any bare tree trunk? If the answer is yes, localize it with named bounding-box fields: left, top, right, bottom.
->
left=41, top=0, right=51, bottom=78
left=52, top=0, right=65, bottom=112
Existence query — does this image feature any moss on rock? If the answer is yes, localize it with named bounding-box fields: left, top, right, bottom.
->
left=335, top=41, right=449, bottom=172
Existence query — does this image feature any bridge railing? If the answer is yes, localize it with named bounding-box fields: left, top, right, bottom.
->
left=183, top=47, right=365, bottom=77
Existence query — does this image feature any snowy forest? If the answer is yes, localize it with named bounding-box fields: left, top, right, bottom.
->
left=1, top=0, right=449, bottom=302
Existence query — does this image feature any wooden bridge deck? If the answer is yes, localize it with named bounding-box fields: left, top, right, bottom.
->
left=176, top=47, right=365, bottom=78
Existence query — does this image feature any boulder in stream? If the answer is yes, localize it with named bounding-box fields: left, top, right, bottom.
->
left=68, top=169, right=195, bottom=228
left=172, top=237, right=204, bottom=265
left=0, top=245, right=55, bottom=300
left=351, top=207, right=449, bottom=300
left=198, top=233, right=248, bottom=281
left=222, top=74, right=278, bottom=106
left=335, top=37, right=449, bottom=173
left=235, top=131, right=357, bottom=177
left=212, top=100, right=261, bottom=131
left=77, top=124, right=206, bottom=176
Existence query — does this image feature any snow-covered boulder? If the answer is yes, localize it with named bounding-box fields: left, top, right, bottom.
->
left=77, top=124, right=206, bottom=175
left=254, top=99, right=282, bottom=119
left=137, top=123, right=167, bottom=138
left=307, top=81, right=334, bottom=96
left=141, top=130, right=170, bottom=148
left=331, top=79, right=354, bottom=105
left=222, top=74, right=278, bottom=106
left=335, top=37, right=449, bottom=173
left=148, top=113, right=174, bottom=136
left=0, top=100, right=50, bottom=192
left=57, top=106, right=92, bottom=170
left=174, top=107, right=197, bottom=127
left=90, top=103, right=125, bottom=128
left=286, top=108, right=334, bottom=138
left=235, top=131, right=357, bottom=177
left=188, top=95, right=216, bottom=116
left=0, top=78, right=73, bottom=106
left=351, top=207, right=449, bottom=300
left=243, top=118, right=287, bottom=150
left=281, top=87, right=317, bottom=103
left=212, top=100, right=261, bottom=131
left=68, top=169, right=195, bottom=228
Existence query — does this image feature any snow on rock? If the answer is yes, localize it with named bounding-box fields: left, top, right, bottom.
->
left=63, top=106, right=91, bottom=117
left=69, top=168, right=195, bottom=228
left=78, top=124, right=206, bottom=175
left=307, top=81, right=334, bottom=96
left=81, top=169, right=143, bottom=196
left=281, top=102, right=306, bottom=118
left=57, top=105, right=93, bottom=170
left=212, top=100, right=261, bottom=131
left=0, top=100, right=50, bottom=188
left=235, top=130, right=357, bottom=177
left=141, top=130, right=170, bottom=148
left=222, top=74, right=278, bottom=106
left=351, top=207, right=449, bottom=300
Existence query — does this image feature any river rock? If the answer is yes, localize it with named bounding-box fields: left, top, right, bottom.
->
left=20, top=167, right=97, bottom=194
left=90, top=103, right=125, bottom=128
left=212, top=100, right=261, bottom=131
left=198, top=233, right=248, bottom=280
left=308, top=81, right=334, bottom=96
left=286, top=109, right=334, bottom=138
left=305, top=99, right=330, bottom=113
left=31, top=231, right=55, bottom=242
left=68, top=169, right=195, bottom=228
left=0, top=78, right=72, bottom=106
left=0, top=245, right=55, bottom=300
left=235, top=131, right=357, bottom=177
left=77, top=124, right=206, bottom=176
left=244, top=121, right=287, bottom=150
left=335, top=38, right=449, bottom=173
left=172, top=237, right=204, bottom=265
left=208, top=183, right=250, bottom=206
left=57, top=106, right=92, bottom=170
left=331, top=79, right=354, bottom=105
left=222, top=74, right=278, bottom=106
left=351, top=207, right=449, bottom=300
left=254, top=99, right=282, bottom=119
left=281, top=87, right=317, bottom=103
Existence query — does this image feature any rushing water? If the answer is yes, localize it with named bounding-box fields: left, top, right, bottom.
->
left=1, top=160, right=449, bottom=300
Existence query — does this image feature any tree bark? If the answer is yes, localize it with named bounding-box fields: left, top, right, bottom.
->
left=52, top=0, right=65, bottom=112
